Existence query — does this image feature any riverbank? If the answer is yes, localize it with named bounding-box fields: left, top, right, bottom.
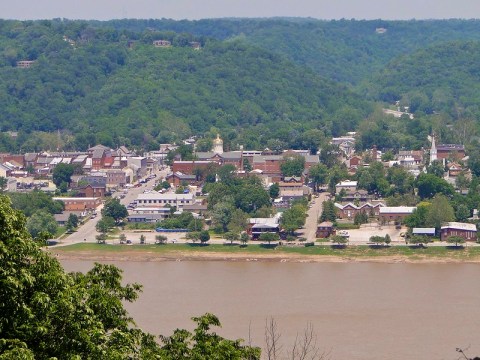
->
left=49, top=243, right=480, bottom=264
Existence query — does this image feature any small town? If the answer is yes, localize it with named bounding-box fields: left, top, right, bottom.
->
left=1, top=129, right=477, bottom=250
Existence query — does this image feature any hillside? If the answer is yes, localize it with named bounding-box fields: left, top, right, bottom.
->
left=0, top=20, right=370, bottom=152
left=97, top=18, right=480, bottom=85
left=362, top=41, right=480, bottom=118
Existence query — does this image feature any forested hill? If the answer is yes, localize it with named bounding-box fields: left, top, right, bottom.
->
left=97, top=18, right=480, bottom=85
left=0, top=20, right=370, bottom=151
left=361, top=41, right=480, bottom=119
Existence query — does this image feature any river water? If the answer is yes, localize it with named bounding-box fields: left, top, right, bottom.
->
left=61, top=260, right=480, bottom=359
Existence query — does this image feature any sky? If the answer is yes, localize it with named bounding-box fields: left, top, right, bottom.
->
left=2, top=0, right=480, bottom=21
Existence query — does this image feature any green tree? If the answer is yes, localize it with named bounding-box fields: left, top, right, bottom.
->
left=199, top=230, right=210, bottom=244
left=416, top=173, right=454, bottom=199
left=269, top=183, right=280, bottom=199
left=96, top=216, right=115, bottom=234
left=159, top=314, right=260, bottom=359
left=455, top=204, right=470, bottom=222
left=281, top=204, right=307, bottom=235
left=0, top=176, right=7, bottom=192
left=320, top=200, right=337, bottom=223
left=369, top=235, right=387, bottom=246
left=140, top=234, right=146, bottom=244
left=447, top=235, right=465, bottom=247
left=52, top=163, right=75, bottom=187
left=330, top=235, right=348, bottom=246
left=66, top=213, right=79, bottom=232
left=308, top=163, right=329, bottom=191
left=227, top=208, right=248, bottom=234
left=426, top=160, right=445, bottom=178
left=0, top=195, right=164, bottom=358
left=258, top=232, right=280, bottom=244
left=404, top=203, right=430, bottom=228
left=408, top=235, right=432, bottom=247
left=155, top=234, right=168, bottom=245
left=280, top=154, right=305, bottom=177
left=26, top=210, right=58, bottom=238
left=102, top=198, right=128, bottom=224
left=211, top=201, right=235, bottom=233
left=119, top=233, right=127, bottom=244
left=240, top=232, right=249, bottom=246
left=186, top=231, right=201, bottom=243
left=425, top=194, right=455, bottom=230
left=224, top=231, right=239, bottom=244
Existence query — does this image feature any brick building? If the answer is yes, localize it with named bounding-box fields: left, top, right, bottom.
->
left=440, top=222, right=477, bottom=242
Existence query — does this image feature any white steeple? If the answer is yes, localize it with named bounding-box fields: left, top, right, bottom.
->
left=430, top=133, right=437, bottom=163
left=212, top=134, right=224, bottom=154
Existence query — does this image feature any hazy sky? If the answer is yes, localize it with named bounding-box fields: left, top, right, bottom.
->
left=2, top=0, right=480, bottom=21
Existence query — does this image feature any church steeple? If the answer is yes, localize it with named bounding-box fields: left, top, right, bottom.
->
left=430, top=133, right=437, bottom=163
left=212, top=134, right=224, bottom=154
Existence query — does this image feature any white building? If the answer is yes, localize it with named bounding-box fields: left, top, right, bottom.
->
left=335, top=180, right=358, bottom=194
left=135, top=193, right=195, bottom=209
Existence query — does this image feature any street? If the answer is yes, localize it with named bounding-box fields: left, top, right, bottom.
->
left=53, top=166, right=171, bottom=247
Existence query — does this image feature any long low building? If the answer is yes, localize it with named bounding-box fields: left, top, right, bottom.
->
left=441, top=222, right=477, bottom=242
left=53, top=197, right=102, bottom=211
left=379, top=206, right=416, bottom=224
left=135, top=192, right=195, bottom=209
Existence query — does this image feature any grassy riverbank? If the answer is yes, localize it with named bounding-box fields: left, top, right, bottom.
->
left=50, top=243, right=480, bottom=263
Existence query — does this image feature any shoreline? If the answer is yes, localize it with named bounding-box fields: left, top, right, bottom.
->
left=51, top=249, right=480, bottom=264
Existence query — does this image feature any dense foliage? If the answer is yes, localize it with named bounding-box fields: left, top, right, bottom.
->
left=0, top=19, right=370, bottom=152
left=0, top=195, right=259, bottom=358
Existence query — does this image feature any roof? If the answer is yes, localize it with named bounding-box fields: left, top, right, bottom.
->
left=92, top=149, right=105, bottom=159
left=335, top=202, right=384, bottom=210
left=379, top=207, right=415, bottom=214
left=437, top=144, right=465, bottom=151
left=88, top=144, right=110, bottom=151
left=167, top=172, right=196, bottom=180
left=441, top=222, right=477, bottom=231
left=136, top=193, right=194, bottom=201
left=53, top=197, right=99, bottom=201
left=336, top=181, right=358, bottom=187
left=195, top=152, right=215, bottom=159
left=412, top=228, right=436, bottom=235
left=318, top=221, right=334, bottom=227
left=249, top=217, right=280, bottom=227
left=253, top=155, right=283, bottom=162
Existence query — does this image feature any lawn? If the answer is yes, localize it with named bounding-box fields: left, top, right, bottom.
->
left=52, top=243, right=480, bottom=260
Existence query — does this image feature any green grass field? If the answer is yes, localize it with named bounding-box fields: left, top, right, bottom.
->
left=53, top=243, right=480, bottom=260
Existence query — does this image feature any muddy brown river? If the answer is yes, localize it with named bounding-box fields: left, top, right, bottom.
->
left=61, top=260, right=480, bottom=359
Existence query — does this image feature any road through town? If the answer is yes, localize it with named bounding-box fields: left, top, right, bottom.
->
left=53, top=166, right=170, bottom=247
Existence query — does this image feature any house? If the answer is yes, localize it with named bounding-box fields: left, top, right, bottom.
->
left=166, top=172, right=197, bottom=186
left=247, top=215, right=281, bottom=239
left=81, top=172, right=108, bottom=187
left=379, top=207, right=415, bottom=224
left=335, top=202, right=384, bottom=220
left=335, top=180, right=358, bottom=194
left=16, top=60, right=36, bottom=68
left=172, top=160, right=217, bottom=175
left=105, top=169, right=127, bottom=188
left=339, top=190, right=372, bottom=203
left=440, top=222, right=477, bottom=241
left=153, top=40, right=171, bottom=47
left=53, top=197, right=102, bottom=211
left=189, top=41, right=201, bottom=50
left=447, top=163, right=463, bottom=177
left=316, top=221, right=335, bottom=238
left=135, top=193, right=195, bottom=209
left=127, top=157, right=147, bottom=178
left=74, top=184, right=106, bottom=198
left=436, top=144, right=465, bottom=161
